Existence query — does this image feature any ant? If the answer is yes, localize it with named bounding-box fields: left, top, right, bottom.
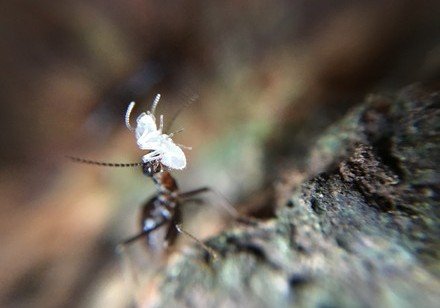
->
left=69, top=94, right=237, bottom=257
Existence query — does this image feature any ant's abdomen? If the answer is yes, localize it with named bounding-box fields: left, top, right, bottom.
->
left=146, top=222, right=171, bottom=251
left=139, top=196, right=178, bottom=250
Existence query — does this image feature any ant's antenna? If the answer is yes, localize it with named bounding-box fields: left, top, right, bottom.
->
left=150, top=94, right=161, bottom=116
left=125, top=101, right=136, bottom=131
left=66, top=156, right=142, bottom=168
left=165, top=93, right=198, bottom=133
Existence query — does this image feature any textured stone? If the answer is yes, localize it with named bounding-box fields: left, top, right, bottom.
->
left=150, top=84, right=439, bottom=308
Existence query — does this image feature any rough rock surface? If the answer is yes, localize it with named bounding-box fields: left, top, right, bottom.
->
left=150, top=84, right=439, bottom=307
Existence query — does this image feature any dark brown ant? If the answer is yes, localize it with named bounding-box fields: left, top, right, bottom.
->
left=68, top=156, right=220, bottom=256
left=68, top=94, right=236, bottom=256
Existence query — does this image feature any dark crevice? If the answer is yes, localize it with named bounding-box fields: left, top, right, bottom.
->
left=220, top=236, right=268, bottom=261
left=288, top=274, right=312, bottom=288
left=236, top=186, right=277, bottom=220
left=372, top=136, right=405, bottom=180
left=202, top=249, right=217, bottom=264
left=395, top=204, right=420, bottom=217
left=310, top=197, right=325, bottom=215
left=337, top=145, right=398, bottom=212
left=360, top=99, right=405, bottom=179
left=237, top=243, right=267, bottom=260
left=335, top=235, right=353, bottom=252
left=373, top=194, right=395, bottom=212
left=217, top=235, right=285, bottom=271
left=349, top=180, right=394, bottom=212
left=286, top=199, right=295, bottom=208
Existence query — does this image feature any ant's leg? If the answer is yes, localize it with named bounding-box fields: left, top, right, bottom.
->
left=118, top=231, right=148, bottom=247
left=163, top=208, right=182, bottom=250
left=178, top=187, right=239, bottom=218
left=163, top=204, right=216, bottom=258
left=174, top=224, right=217, bottom=259
left=179, top=197, right=204, bottom=206
left=178, top=187, right=210, bottom=198
left=116, top=220, right=168, bottom=295
left=115, top=232, right=150, bottom=294
left=117, top=238, right=142, bottom=293
left=179, top=187, right=259, bottom=226
left=160, top=208, right=216, bottom=258
left=116, top=220, right=167, bottom=251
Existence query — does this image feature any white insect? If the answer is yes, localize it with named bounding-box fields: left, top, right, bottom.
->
left=125, top=94, right=188, bottom=170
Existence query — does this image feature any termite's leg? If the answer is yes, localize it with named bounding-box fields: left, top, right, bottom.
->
left=178, top=186, right=239, bottom=218
left=176, top=143, right=192, bottom=150
left=168, top=128, right=184, bottom=138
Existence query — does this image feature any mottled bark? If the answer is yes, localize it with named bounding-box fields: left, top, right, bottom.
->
left=149, top=84, right=439, bottom=307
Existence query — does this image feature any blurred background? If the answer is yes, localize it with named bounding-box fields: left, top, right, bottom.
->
left=0, top=0, right=438, bottom=307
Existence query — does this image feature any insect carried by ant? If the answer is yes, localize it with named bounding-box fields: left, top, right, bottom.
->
left=69, top=94, right=238, bottom=257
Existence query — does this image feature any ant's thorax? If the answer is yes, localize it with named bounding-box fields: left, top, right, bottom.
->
left=151, top=171, right=179, bottom=195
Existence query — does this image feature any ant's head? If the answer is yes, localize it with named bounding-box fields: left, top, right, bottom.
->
left=141, top=160, right=163, bottom=177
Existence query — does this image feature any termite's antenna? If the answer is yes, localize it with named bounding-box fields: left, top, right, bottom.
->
left=165, top=93, right=198, bottom=133
left=125, top=101, right=136, bottom=131
left=150, top=94, right=161, bottom=116
left=66, top=156, right=142, bottom=168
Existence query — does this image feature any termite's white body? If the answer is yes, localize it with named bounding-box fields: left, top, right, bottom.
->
left=135, top=112, right=186, bottom=170
left=125, top=96, right=187, bottom=170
